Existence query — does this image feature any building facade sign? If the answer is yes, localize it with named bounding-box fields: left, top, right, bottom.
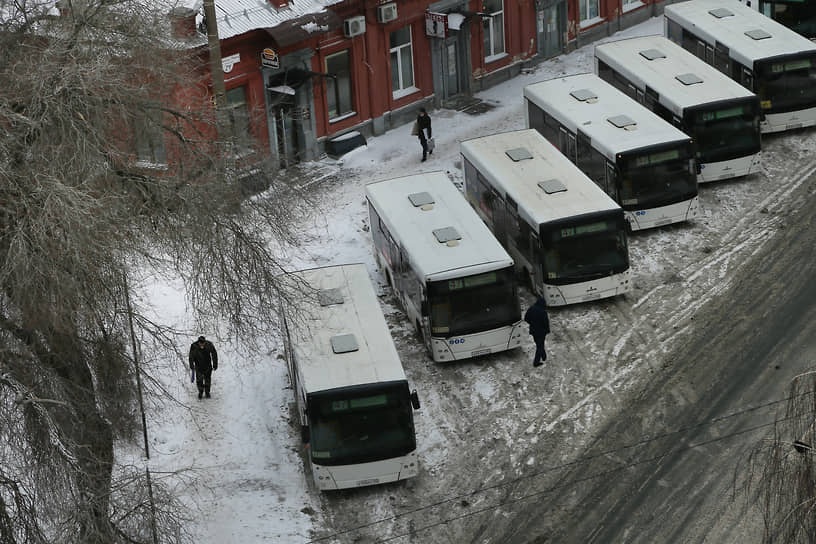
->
left=425, top=12, right=448, bottom=38
left=222, top=53, right=240, bottom=73
left=261, top=48, right=280, bottom=69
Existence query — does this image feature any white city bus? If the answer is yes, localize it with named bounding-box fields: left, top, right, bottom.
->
left=460, top=129, right=631, bottom=307
left=595, top=35, right=762, bottom=183
left=524, top=73, right=700, bottom=231
left=365, top=171, right=524, bottom=362
left=282, top=263, right=421, bottom=491
left=665, top=0, right=816, bottom=133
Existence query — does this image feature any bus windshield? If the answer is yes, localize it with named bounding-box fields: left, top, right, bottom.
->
left=761, top=1, right=816, bottom=40
left=684, top=101, right=761, bottom=163
left=756, top=54, right=816, bottom=114
left=541, top=217, right=629, bottom=285
left=617, top=144, right=697, bottom=209
left=309, top=383, right=416, bottom=466
left=427, top=266, right=520, bottom=337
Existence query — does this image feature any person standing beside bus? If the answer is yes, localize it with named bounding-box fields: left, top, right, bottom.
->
left=524, top=298, right=550, bottom=367
left=189, top=335, right=218, bottom=398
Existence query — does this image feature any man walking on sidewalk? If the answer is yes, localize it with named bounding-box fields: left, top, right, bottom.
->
left=189, top=335, right=218, bottom=398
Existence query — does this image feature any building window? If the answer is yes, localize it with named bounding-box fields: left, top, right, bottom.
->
left=390, top=26, right=415, bottom=97
left=326, top=50, right=353, bottom=120
left=134, top=106, right=166, bottom=165
left=579, top=0, right=600, bottom=24
left=226, top=86, right=251, bottom=153
left=622, top=0, right=642, bottom=12
left=483, top=0, right=505, bottom=60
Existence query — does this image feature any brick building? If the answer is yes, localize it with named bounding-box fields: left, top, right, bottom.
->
left=166, top=0, right=665, bottom=170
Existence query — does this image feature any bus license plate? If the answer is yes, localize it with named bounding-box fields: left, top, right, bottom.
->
left=471, top=348, right=491, bottom=357
left=582, top=293, right=601, bottom=302
left=356, top=478, right=380, bottom=487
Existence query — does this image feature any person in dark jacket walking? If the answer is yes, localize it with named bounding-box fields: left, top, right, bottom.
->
left=524, top=298, right=550, bottom=367
left=189, top=335, right=218, bottom=398
left=416, top=107, right=432, bottom=162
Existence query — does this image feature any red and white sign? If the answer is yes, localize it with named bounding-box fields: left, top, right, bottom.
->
left=261, top=48, right=280, bottom=69
left=425, top=12, right=447, bottom=38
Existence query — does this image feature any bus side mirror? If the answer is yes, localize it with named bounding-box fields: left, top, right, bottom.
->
left=300, top=425, right=310, bottom=443
left=420, top=301, right=428, bottom=316
left=410, top=390, right=421, bottom=410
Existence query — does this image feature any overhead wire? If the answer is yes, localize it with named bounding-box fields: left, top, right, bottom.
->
left=306, top=390, right=812, bottom=543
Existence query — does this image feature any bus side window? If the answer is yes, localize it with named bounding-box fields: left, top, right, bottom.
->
left=577, top=132, right=604, bottom=187
left=742, top=68, right=753, bottom=90
left=714, top=42, right=730, bottom=74
left=404, top=267, right=422, bottom=309
left=667, top=19, right=683, bottom=44
left=695, top=39, right=706, bottom=61
left=505, top=196, right=524, bottom=255
left=605, top=161, right=618, bottom=201
left=476, top=172, right=495, bottom=221
left=597, top=59, right=613, bottom=83
left=559, top=128, right=577, bottom=162
left=625, top=83, right=639, bottom=102
left=463, top=159, right=479, bottom=204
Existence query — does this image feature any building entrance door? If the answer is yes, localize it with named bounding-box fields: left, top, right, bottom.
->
left=270, top=97, right=298, bottom=170
left=443, top=39, right=460, bottom=98
left=538, top=2, right=564, bottom=59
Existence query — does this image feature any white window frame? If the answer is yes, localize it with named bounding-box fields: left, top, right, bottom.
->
left=579, top=0, right=602, bottom=28
left=390, top=26, right=417, bottom=99
left=325, top=49, right=354, bottom=121
left=483, top=0, right=506, bottom=63
left=622, top=0, right=643, bottom=14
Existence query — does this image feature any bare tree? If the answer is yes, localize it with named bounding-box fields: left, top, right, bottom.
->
left=744, top=371, right=816, bottom=544
left=0, top=1, right=313, bottom=542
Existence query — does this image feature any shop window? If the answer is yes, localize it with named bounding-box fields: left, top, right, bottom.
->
left=325, top=50, right=353, bottom=120
left=390, top=26, right=415, bottom=97
left=134, top=106, right=166, bottom=165
left=482, top=0, right=505, bottom=61
left=226, top=86, right=251, bottom=153
left=579, top=0, right=600, bottom=25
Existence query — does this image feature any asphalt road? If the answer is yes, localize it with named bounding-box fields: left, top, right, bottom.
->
left=489, top=151, right=816, bottom=543
left=306, top=134, right=816, bottom=544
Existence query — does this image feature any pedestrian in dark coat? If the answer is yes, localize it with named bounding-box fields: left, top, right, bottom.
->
left=189, top=335, right=218, bottom=398
left=416, top=107, right=432, bottom=162
left=524, top=298, right=550, bottom=367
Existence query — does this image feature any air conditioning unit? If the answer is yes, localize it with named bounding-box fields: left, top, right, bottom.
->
left=377, top=3, right=398, bottom=23
left=343, top=15, right=366, bottom=38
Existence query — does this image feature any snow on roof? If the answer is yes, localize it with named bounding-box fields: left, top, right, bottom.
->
left=183, top=0, right=343, bottom=41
